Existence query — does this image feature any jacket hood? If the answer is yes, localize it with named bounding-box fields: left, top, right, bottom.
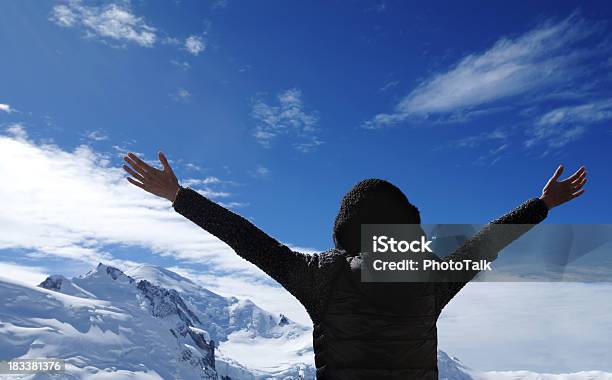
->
left=333, top=178, right=421, bottom=255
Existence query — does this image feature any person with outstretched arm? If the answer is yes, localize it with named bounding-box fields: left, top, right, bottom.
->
left=123, top=151, right=587, bottom=380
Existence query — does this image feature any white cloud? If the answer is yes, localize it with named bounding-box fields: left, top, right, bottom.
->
left=194, top=188, right=231, bottom=199
left=526, top=99, right=612, bottom=149
left=0, top=103, right=14, bottom=113
left=537, top=99, right=612, bottom=127
left=86, top=130, right=109, bottom=141
left=218, top=201, right=248, bottom=209
left=183, top=176, right=222, bottom=186
left=0, top=262, right=49, bottom=286
left=251, top=89, right=322, bottom=152
left=5, top=123, right=27, bottom=140
left=170, top=88, right=191, bottom=102
left=170, top=60, right=191, bottom=70
left=365, top=13, right=604, bottom=128
left=293, top=136, right=323, bottom=153
left=50, top=4, right=78, bottom=27
left=454, top=128, right=508, bottom=149
left=161, top=36, right=181, bottom=46
left=250, top=165, right=270, bottom=179
left=211, top=0, right=229, bottom=10
left=527, top=125, right=586, bottom=150
left=440, top=128, right=511, bottom=166
left=50, top=1, right=157, bottom=48
left=379, top=80, right=399, bottom=92
left=184, top=35, right=206, bottom=56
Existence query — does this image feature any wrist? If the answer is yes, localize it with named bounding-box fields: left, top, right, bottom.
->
left=538, top=195, right=554, bottom=210
left=170, top=185, right=182, bottom=204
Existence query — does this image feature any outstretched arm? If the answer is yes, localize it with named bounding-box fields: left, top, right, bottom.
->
left=122, top=151, right=325, bottom=315
left=437, top=165, right=588, bottom=309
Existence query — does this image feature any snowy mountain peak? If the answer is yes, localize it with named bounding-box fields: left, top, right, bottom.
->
left=38, top=274, right=65, bottom=291
left=38, top=274, right=97, bottom=298
left=88, top=262, right=134, bottom=282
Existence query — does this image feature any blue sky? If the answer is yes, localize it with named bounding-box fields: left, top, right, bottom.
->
left=1, top=0, right=612, bottom=372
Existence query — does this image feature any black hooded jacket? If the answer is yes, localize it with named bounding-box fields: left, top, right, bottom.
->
left=172, top=182, right=548, bottom=379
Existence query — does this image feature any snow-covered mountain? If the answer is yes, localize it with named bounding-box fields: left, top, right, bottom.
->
left=1, top=264, right=611, bottom=379
left=0, top=263, right=313, bottom=379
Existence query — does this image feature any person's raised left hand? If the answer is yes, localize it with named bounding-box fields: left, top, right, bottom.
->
left=539, top=165, right=587, bottom=209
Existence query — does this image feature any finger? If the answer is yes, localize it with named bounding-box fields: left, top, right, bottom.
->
left=571, top=188, right=585, bottom=199
left=124, top=156, right=149, bottom=177
left=158, top=151, right=175, bottom=176
left=573, top=177, right=587, bottom=191
left=551, top=165, right=564, bottom=182
left=562, top=166, right=585, bottom=183
left=123, top=164, right=146, bottom=182
left=544, top=165, right=564, bottom=190
left=571, top=170, right=587, bottom=185
left=128, top=152, right=157, bottom=173
left=126, top=176, right=147, bottom=191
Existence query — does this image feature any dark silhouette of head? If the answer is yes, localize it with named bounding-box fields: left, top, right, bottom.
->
left=333, top=179, right=421, bottom=254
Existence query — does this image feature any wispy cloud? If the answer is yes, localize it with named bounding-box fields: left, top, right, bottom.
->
left=526, top=99, right=612, bottom=149
left=184, top=35, right=206, bottom=56
left=379, top=80, right=399, bottom=92
left=251, top=89, right=323, bottom=152
left=250, top=165, right=270, bottom=179
left=50, top=1, right=157, bottom=48
left=527, top=124, right=587, bottom=150
left=537, top=99, right=612, bottom=127
left=364, top=13, right=606, bottom=128
left=170, top=60, right=191, bottom=70
left=170, top=88, right=192, bottom=102
left=454, top=128, right=508, bottom=149
left=473, top=143, right=510, bottom=166
left=183, top=176, right=223, bottom=186
left=0, top=103, right=15, bottom=113
left=438, top=128, right=510, bottom=166
left=85, top=130, right=109, bottom=141
left=211, top=0, right=229, bottom=11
